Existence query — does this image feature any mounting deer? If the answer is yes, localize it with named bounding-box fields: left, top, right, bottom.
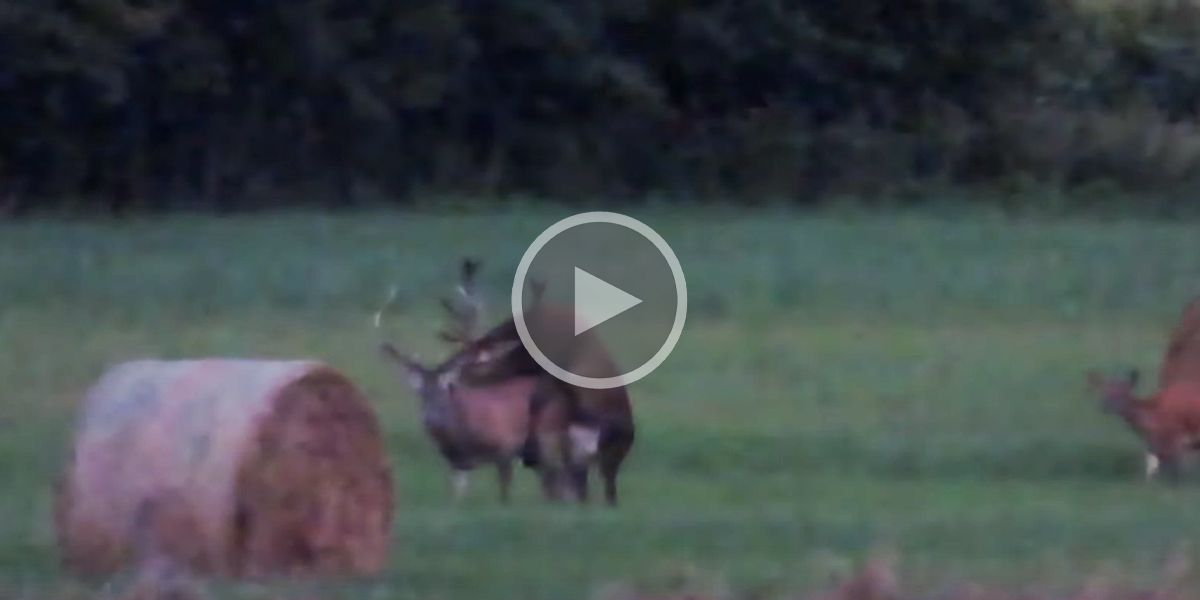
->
left=436, top=257, right=636, bottom=506
left=1087, top=369, right=1200, bottom=482
left=374, top=284, right=600, bottom=503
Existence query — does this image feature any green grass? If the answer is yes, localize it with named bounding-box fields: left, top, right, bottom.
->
left=3, top=206, right=1200, bottom=599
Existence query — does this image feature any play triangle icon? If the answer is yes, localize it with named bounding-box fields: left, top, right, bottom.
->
left=573, top=267, right=642, bottom=335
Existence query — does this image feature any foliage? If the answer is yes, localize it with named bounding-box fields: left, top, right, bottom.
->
left=4, top=0, right=1200, bottom=213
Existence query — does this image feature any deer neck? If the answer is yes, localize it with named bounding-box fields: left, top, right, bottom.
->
left=1111, top=395, right=1156, bottom=434
left=423, top=390, right=470, bottom=439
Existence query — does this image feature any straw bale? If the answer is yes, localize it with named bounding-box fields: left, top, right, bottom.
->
left=54, top=359, right=394, bottom=579
left=1161, top=294, right=1200, bottom=386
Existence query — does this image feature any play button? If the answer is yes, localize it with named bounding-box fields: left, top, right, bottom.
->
left=511, top=212, right=687, bottom=389
left=574, top=267, right=642, bottom=335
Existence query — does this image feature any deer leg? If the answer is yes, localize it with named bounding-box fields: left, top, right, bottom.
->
left=537, top=460, right=574, bottom=503
left=519, top=436, right=541, bottom=468
left=1163, top=457, right=1183, bottom=485
left=565, top=425, right=600, bottom=504
left=497, top=460, right=513, bottom=504
left=1152, top=441, right=1184, bottom=485
left=1145, top=452, right=1160, bottom=480
left=534, top=430, right=570, bottom=503
left=568, top=464, right=590, bottom=504
left=600, top=464, right=619, bottom=506
left=539, top=467, right=564, bottom=502
left=451, top=470, right=470, bottom=501
left=1157, top=434, right=1193, bottom=485
left=598, top=428, right=634, bottom=507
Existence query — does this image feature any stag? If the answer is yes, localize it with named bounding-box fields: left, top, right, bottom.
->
left=375, top=283, right=598, bottom=503
left=436, top=258, right=636, bottom=506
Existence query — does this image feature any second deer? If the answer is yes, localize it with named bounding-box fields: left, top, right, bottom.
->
left=1088, top=369, right=1200, bottom=482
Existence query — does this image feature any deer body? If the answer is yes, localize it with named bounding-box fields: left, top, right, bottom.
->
left=375, top=271, right=600, bottom=504
left=451, top=298, right=636, bottom=505
left=1090, top=370, right=1200, bottom=481
left=421, top=375, right=540, bottom=470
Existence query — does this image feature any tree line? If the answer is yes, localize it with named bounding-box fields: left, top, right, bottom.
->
left=4, top=0, right=1200, bottom=215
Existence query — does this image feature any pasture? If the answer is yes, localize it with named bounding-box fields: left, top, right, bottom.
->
left=2, top=206, right=1200, bottom=599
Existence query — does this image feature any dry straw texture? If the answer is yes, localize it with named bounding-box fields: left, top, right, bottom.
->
left=54, top=359, right=394, bottom=579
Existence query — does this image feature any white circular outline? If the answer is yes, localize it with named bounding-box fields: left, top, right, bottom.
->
left=511, top=211, right=687, bottom=389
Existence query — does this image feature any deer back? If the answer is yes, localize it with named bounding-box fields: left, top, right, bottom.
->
left=1161, top=294, right=1200, bottom=386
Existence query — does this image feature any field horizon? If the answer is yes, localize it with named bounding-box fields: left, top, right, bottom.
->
left=3, top=206, right=1200, bottom=600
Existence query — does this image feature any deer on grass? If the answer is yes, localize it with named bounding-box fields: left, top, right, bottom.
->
left=374, top=281, right=600, bottom=503
left=436, top=257, right=635, bottom=506
left=1087, top=369, right=1200, bottom=482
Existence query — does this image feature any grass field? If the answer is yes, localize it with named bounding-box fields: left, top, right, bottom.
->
left=3, top=206, right=1200, bottom=600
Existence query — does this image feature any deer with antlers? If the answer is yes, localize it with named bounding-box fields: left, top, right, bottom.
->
left=374, top=272, right=601, bottom=503
left=435, top=258, right=636, bottom=506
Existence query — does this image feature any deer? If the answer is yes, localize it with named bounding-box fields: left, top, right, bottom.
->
left=374, top=283, right=599, bottom=503
left=435, top=257, right=636, bottom=506
left=1087, top=368, right=1200, bottom=483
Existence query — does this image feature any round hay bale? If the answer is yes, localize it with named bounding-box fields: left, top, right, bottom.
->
left=1161, top=293, right=1200, bottom=386
left=54, top=359, right=394, bottom=579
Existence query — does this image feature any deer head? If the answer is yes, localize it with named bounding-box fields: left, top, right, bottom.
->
left=374, top=282, right=521, bottom=421
left=1087, top=368, right=1145, bottom=420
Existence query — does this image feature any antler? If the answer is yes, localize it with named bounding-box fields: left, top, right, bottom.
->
left=438, top=257, right=486, bottom=345
left=528, top=277, right=547, bottom=307
left=374, top=284, right=400, bottom=331
left=373, top=273, right=518, bottom=380
left=374, top=284, right=426, bottom=365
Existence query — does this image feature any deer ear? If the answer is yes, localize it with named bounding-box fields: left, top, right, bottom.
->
left=528, top=278, right=547, bottom=304
left=1128, top=369, right=1141, bottom=387
left=461, top=257, right=481, bottom=280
